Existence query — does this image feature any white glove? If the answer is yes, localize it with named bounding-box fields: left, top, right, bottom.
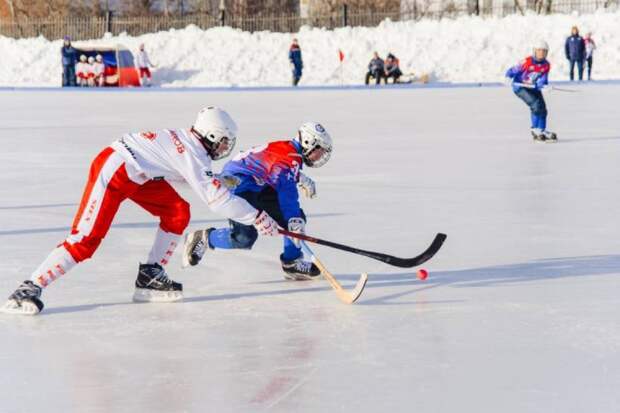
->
left=254, top=210, right=279, bottom=236
left=297, top=172, right=316, bottom=199
left=287, top=217, right=305, bottom=247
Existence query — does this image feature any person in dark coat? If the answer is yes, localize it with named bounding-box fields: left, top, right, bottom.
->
left=61, top=36, right=77, bottom=87
left=384, top=53, right=402, bottom=84
left=288, top=38, right=303, bottom=86
left=365, top=52, right=384, bottom=85
left=564, top=26, right=585, bottom=81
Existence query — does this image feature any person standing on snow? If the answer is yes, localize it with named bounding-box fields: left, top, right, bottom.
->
left=136, top=43, right=157, bottom=86
left=1, top=107, right=280, bottom=315
left=61, top=36, right=77, bottom=87
left=584, top=32, right=597, bottom=81
left=565, top=26, right=585, bottom=81
left=289, top=38, right=303, bottom=86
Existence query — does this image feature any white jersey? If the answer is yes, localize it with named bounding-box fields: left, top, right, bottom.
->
left=111, top=128, right=258, bottom=225
left=93, top=62, right=105, bottom=76
left=136, top=50, right=153, bottom=68
left=75, top=61, right=91, bottom=76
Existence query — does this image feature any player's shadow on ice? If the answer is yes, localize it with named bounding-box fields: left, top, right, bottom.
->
left=41, top=254, right=620, bottom=314
left=353, top=254, right=620, bottom=305
left=559, top=136, right=620, bottom=144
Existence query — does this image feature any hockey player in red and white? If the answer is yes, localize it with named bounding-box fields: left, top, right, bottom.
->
left=92, top=54, right=105, bottom=87
left=75, top=54, right=90, bottom=87
left=136, top=43, right=156, bottom=87
left=86, top=56, right=96, bottom=86
left=1, top=107, right=280, bottom=315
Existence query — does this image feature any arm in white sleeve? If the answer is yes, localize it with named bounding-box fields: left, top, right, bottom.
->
left=176, top=151, right=258, bottom=225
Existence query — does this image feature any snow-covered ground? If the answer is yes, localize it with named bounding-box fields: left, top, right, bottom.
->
left=1, top=84, right=619, bottom=412
left=0, top=11, right=619, bottom=88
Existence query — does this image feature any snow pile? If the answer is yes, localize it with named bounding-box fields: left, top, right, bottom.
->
left=1, top=10, right=619, bottom=87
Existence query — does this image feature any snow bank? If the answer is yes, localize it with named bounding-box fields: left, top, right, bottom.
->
left=1, top=11, right=619, bottom=87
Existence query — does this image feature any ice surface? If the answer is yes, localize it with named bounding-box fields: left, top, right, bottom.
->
left=1, top=84, right=619, bottom=412
left=1, top=11, right=620, bottom=87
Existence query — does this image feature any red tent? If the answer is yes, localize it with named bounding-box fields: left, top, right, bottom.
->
left=73, top=43, right=141, bottom=87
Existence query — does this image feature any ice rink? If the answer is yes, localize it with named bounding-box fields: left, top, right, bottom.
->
left=1, top=84, right=619, bottom=413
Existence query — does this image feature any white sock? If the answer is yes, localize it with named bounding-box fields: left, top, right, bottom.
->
left=30, top=246, right=77, bottom=288
left=147, top=228, right=181, bottom=266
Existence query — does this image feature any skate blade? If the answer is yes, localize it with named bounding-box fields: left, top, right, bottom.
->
left=133, top=288, right=183, bottom=303
left=283, top=273, right=323, bottom=281
left=0, top=299, right=41, bottom=315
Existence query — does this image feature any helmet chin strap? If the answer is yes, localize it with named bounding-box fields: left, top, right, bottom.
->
left=190, top=127, right=216, bottom=158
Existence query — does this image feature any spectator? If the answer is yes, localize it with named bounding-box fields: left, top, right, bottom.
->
left=61, top=36, right=77, bottom=87
left=93, top=54, right=105, bottom=87
left=365, top=52, right=384, bottom=85
left=565, top=26, right=585, bottom=81
left=75, top=55, right=90, bottom=87
left=289, top=38, right=303, bottom=86
left=584, top=32, right=596, bottom=81
left=136, top=43, right=156, bottom=87
left=384, top=53, right=403, bottom=84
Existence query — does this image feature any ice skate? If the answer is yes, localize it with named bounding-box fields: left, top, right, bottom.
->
left=541, top=130, right=558, bottom=142
left=1, top=280, right=44, bottom=315
left=531, top=128, right=546, bottom=142
left=133, top=263, right=183, bottom=302
left=182, top=228, right=213, bottom=268
left=281, top=254, right=321, bottom=281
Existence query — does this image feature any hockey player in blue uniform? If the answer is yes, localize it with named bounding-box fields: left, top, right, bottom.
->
left=505, top=40, right=557, bottom=142
left=182, top=122, right=333, bottom=280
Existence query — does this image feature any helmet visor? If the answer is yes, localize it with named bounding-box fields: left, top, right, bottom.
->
left=304, top=145, right=331, bottom=168
left=211, top=135, right=236, bottom=160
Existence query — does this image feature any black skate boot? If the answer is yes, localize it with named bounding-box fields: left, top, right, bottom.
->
left=1, top=280, right=44, bottom=315
left=280, top=254, right=321, bottom=281
left=531, top=128, right=546, bottom=142
left=182, top=228, right=214, bottom=268
left=133, top=263, right=183, bottom=302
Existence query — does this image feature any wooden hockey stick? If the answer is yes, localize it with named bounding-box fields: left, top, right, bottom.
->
left=301, top=241, right=368, bottom=305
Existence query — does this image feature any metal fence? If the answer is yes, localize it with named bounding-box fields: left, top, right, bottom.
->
left=0, top=0, right=617, bottom=40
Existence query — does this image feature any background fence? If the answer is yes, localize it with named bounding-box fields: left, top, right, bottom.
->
left=0, top=0, right=617, bottom=40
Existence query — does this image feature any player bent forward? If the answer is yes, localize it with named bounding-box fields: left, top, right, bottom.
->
left=1, top=107, right=279, bottom=315
left=183, top=122, right=332, bottom=281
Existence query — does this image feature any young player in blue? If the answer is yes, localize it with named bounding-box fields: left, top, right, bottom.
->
left=182, top=122, right=332, bottom=280
left=505, top=40, right=557, bottom=142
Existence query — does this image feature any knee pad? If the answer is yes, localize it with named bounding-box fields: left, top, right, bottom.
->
left=230, top=226, right=258, bottom=249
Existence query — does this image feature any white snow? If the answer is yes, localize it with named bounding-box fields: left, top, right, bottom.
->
left=1, top=84, right=619, bottom=412
left=1, top=11, right=619, bottom=87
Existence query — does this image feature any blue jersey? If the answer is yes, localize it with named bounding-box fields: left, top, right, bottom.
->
left=223, top=140, right=303, bottom=222
left=506, top=56, right=550, bottom=91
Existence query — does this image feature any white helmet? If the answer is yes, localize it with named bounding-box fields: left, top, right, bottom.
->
left=298, top=122, right=333, bottom=168
left=533, top=40, right=549, bottom=51
left=191, top=106, right=238, bottom=160
left=80, top=54, right=87, bottom=62
left=95, top=54, right=103, bottom=62
left=87, top=56, right=95, bottom=64
left=532, top=40, right=549, bottom=59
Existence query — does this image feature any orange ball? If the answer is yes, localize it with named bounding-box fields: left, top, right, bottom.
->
left=416, top=268, right=428, bottom=280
